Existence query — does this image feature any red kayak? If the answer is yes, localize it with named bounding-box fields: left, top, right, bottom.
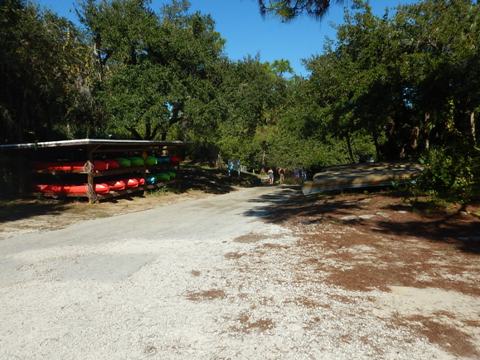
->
left=34, top=162, right=74, bottom=172
left=170, top=155, right=181, bottom=166
left=34, top=183, right=110, bottom=195
left=34, top=160, right=109, bottom=172
left=137, top=177, right=146, bottom=186
left=126, top=178, right=139, bottom=188
left=105, top=160, right=120, bottom=169
left=107, top=180, right=126, bottom=191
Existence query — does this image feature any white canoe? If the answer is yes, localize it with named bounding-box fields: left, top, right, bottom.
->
left=302, top=162, right=423, bottom=196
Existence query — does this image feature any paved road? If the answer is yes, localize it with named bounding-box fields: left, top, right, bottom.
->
left=0, top=187, right=292, bottom=359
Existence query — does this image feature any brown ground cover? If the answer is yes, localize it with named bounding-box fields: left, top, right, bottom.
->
left=241, top=187, right=480, bottom=357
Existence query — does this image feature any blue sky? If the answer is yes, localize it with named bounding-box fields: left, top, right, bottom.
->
left=34, top=0, right=419, bottom=75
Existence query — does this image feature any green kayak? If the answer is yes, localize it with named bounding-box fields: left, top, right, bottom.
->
left=128, top=156, right=144, bottom=166
left=115, top=157, right=131, bottom=167
left=167, top=171, right=176, bottom=179
left=155, top=172, right=171, bottom=182
left=145, top=156, right=157, bottom=166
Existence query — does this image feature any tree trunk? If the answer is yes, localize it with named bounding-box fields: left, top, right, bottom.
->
left=372, top=131, right=380, bottom=160
left=470, top=111, right=476, bottom=144
left=424, top=112, right=431, bottom=151
left=345, top=132, right=355, bottom=163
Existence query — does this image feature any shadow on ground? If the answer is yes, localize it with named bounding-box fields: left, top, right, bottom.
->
left=170, top=165, right=261, bottom=195
left=0, top=200, right=68, bottom=224
left=244, top=186, right=480, bottom=254
left=0, top=165, right=262, bottom=224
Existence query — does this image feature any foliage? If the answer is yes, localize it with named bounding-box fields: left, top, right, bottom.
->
left=1, top=0, right=480, bottom=202
left=258, top=0, right=338, bottom=21
left=78, top=0, right=225, bottom=140
left=415, top=147, right=478, bottom=201
left=0, top=0, right=99, bottom=142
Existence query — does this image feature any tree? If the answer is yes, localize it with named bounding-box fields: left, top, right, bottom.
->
left=0, top=0, right=98, bottom=143
left=78, top=0, right=226, bottom=140
left=258, top=0, right=338, bottom=21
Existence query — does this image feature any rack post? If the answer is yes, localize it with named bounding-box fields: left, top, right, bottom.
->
left=86, top=147, right=98, bottom=204
left=142, top=150, right=148, bottom=195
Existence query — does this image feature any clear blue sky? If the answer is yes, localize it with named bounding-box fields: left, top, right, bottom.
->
left=34, top=0, right=419, bottom=76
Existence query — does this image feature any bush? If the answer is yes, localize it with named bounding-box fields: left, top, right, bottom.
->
left=415, top=147, right=477, bottom=202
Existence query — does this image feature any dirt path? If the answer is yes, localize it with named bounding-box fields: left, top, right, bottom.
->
left=0, top=186, right=479, bottom=359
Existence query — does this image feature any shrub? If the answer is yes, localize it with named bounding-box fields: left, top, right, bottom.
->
left=415, top=147, right=477, bottom=202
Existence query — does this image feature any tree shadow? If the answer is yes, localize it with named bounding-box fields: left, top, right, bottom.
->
left=243, top=186, right=480, bottom=255
left=244, top=186, right=363, bottom=223
left=0, top=199, right=68, bottom=224
left=169, top=165, right=261, bottom=195
left=372, top=217, right=480, bottom=254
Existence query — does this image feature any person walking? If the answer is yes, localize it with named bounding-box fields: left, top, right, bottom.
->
left=267, top=168, right=274, bottom=185
left=278, top=168, right=285, bottom=184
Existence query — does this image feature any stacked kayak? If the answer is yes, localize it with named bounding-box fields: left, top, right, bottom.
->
left=35, top=178, right=147, bottom=194
left=170, top=155, right=181, bottom=166
left=115, top=157, right=131, bottom=167
left=145, top=156, right=157, bottom=166
left=107, top=180, right=126, bottom=191
left=125, top=177, right=146, bottom=188
left=34, top=154, right=180, bottom=172
left=33, top=152, right=180, bottom=198
left=128, top=157, right=144, bottom=166
left=34, top=160, right=122, bottom=172
left=35, top=183, right=110, bottom=195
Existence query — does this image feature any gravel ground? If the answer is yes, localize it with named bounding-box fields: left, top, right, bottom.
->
left=0, top=186, right=478, bottom=359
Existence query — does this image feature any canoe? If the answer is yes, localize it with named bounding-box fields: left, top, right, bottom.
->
left=34, top=183, right=110, bottom=195
left=107, top=180, right=126, bottom=191
left=145, top=156, right=157, bottom=166
left=115, top=157, right=131, bottom=167
left=302, top=162, right=423, bottom=195
left=128, top=157, right=144, bottom=167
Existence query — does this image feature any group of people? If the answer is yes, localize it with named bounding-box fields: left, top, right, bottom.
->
left=260, top=167, right=307, bottom=185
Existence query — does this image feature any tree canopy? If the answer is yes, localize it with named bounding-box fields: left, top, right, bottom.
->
left=258, top=0, right=337, bottom=21
left=1, top=0, right=479, bottom=198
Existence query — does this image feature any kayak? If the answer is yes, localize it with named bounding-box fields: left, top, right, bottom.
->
left=137, top=177, right=146, bottom=186
left=128, top=157, right=144, bottom=167
left=107, top=180, right=126, bottom=191
left=146, top=175, right=157, bottom=185
left=167, top=171, right=176, bottom=179
left=33, top=162, right=73, bottom=171
left=34, top=183, right=110, bottom=195
left=115, top=157, right=131, bottom=167
left=126, top=178, right=139, bottom=188
left=170, top=155, right=181, bottom=166
left=34, top=160, right=109, bottom=172
left=155, top=172, right=171, bottom=181
left=105, top=159, right=120, bottom=169
left=156, top=156, right=170, bottom=164
left=145, top=156, right=157, bottom=166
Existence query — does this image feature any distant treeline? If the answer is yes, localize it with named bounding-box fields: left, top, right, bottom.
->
left=1, top=0, right=479, bottom=198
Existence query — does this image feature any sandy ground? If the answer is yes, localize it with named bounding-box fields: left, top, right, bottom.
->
left=0, top=186, right=479, bottom=359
